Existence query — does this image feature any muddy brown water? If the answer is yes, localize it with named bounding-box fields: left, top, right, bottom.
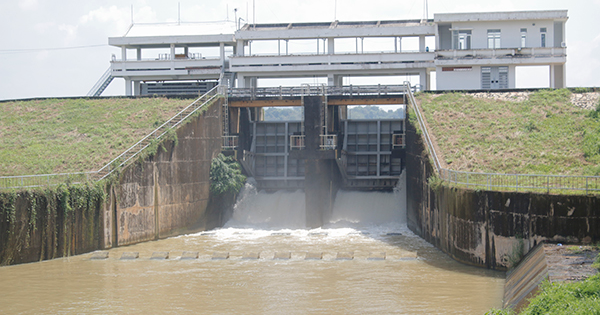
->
left=0, top=182, right=505, bottom=314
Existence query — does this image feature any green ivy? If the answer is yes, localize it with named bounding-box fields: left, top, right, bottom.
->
left=210, top=153, right=246, bottom=195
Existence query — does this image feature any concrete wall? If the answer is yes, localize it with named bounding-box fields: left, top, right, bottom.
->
left=405, top=116, right=600, bottom=270
left=0, top=187, right=105, bottom=266
left=450, top=20, right=557, bottom=49
left=104, top=99, right=224, bottom=247
left=436, top=65, right=516, bottom=90
left=0, top=98, right=225, bottom=266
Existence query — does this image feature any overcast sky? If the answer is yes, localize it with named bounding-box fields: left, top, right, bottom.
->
left=1, top=0, right=599, bottom=100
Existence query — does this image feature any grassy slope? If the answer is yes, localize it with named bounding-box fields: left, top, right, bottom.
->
left=0, top=97, right=194, bottom=176
left=417, top=89, right=600, bottom=176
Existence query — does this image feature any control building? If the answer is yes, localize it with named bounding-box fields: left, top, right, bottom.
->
left=94, top=9, right=567, bottom=96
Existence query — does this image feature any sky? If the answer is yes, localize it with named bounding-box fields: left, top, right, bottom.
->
left=1, top=0, right=599, bottom=100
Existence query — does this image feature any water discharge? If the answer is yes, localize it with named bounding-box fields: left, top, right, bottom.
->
left=0, top=177, right=505, bottom=314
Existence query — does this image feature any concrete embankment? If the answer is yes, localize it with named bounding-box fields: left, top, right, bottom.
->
left=405, top=114, right=600, bottom=270
left=0, top=99, right=226, bottom=266
left=503, top=243, right=599, bottom=311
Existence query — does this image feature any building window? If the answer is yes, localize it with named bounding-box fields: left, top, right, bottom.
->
left=452, top=30, right=472, bottom=50
left=487, top=29, right=501, bottom=49
left=540, top=28, right=547, bottom=48
left=520, top=28, right=527, bottom=48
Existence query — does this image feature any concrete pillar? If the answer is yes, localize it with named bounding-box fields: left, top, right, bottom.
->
left=549, top=64, right=555, bottom=88
left=237, top=74, right=245, bottom=88
left=550, top=64, right=566, bottom=89
left=121, top=47, right=127, bottom=61
left=220, top=42, right=225, bottom=67
left=170, top=43, right=175, bottom=71
left=304, top=96, right=332, bottom=228
left=419, top=70, right=429, bottom=90
left=236, top=40, right=244, bottom=56
left=133, top=81, right=141, bottom=96
left=125, top=79, right=132, bottom=96
left=136, top=48, right=141, bottom=61
left=184, top=47, right=189, bottom=57
left=327, top=37, right=335, bottom=54
left=419, top=35, right=426, bottom=52
left=327, top=74, right=334, bottom=86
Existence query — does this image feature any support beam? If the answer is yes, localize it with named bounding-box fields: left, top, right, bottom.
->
left=125, top=79, right=132, bottom=96
left=419, top=35, right=426, bottom=52
left=133, top=81, right=141, bottom=96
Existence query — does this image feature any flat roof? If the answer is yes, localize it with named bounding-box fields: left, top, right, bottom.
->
left=124, top=21, right=236, bottom=37
left=434, top=10, right=568, bottom=23
left=235, top=19, right=436, bottom=40
left=109, top=21, right=237, bottom=48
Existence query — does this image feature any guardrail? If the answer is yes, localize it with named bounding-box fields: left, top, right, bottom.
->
left=0, top=172, right=99, bottom=190
left=229, top=84, right=408, bottom=100
left=404, top=82, right=600, bottom=194
left=96, top=85, right=222, bottom=180
left=1, top=86, right=224, bottom=190
left=320, top=134, right=337, bottom=150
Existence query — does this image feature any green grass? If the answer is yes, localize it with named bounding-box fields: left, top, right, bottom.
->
left=486, top=274, right=600, bottom=315
left=0, top=97, right=195, bottom=176
left=418, top=89, right=600, bottom=176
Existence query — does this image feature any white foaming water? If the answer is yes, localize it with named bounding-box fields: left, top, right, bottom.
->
left=216, top=172, right=408, bottom=239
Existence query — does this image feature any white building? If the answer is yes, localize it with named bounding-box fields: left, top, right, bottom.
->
left=100, top=9, right=567, bottom=95
left=435, top=10, right=567, bottom=90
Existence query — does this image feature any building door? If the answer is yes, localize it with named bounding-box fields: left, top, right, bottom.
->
left=481, top=66, right=508, bottom=89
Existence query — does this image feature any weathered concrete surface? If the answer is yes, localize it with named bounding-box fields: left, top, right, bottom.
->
left=0, top=188, right=105, bottom=266
left=303, top=96, right=339, bottom=228
left=503, top=243, right=599, bottom=312
left=106, top=99, right=224, bottom=246
left=405, top=115, right=600, bottom=270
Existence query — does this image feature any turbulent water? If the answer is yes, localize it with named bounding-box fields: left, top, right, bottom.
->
left=0, top=175, right=505, bottom=314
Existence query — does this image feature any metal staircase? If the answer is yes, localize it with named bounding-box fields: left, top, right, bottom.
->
left=87, top=67, right=114, bottom=97
left=96, top=86, right=223, bottom=180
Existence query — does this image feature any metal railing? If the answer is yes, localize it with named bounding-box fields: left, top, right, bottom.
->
left=404, top=81, right=442, bottom=172
left=320, top=134, right=337, bottom=150
left=87, top=67, right=113, bottom=97
left=1, top=86, right=224, bottom=190
left=440, top=169, right=600, bottom=194
left=96, top=85, right=222, bottom=180
left=290, top=135, right=305, bottom=150
left=228, top=84, right=408, bottom=100
left=0, top=172, right=99, bottom=190
left=404, top=82, right=600, bottom=194
left=222, top=135, right=238, bottom=150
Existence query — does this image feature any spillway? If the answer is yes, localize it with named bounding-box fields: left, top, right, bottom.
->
left=0, top=176, right=504, bottom=314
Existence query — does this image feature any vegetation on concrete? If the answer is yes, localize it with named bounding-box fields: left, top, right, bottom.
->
left=0, top=182, right=106, bottom=265
left=486, top=274, right=600, bottom=315
left=209, top=153, right=246, bottom=195
left=0, top=97, right=194, bottom=176
left=418, top=89, right=600, bottom=176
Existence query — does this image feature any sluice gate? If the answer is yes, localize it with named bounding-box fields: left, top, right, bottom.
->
left=224, top=84, right=409, bottom=227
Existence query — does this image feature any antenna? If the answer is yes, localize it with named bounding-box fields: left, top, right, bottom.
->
left=178, top=2, right=181, bottom=25
left=253, top=0, right=255, bottom=27
left=131, top=5, right=133, bottom=24
left=334, top=0, right=337, bottom=21
left=422, top=0, right=429, bottom=22
left=227, top=4, right=229, bottom=20
left=234, top=8, right=238, bottom=29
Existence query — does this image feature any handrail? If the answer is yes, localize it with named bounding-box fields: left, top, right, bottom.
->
left=404, top=81, right=442, bottom=173
left=87, top=67, right=112, bottom=97
left=228, top=84, right=407, bottom=99
left=96, top=85, right=222, bottom=179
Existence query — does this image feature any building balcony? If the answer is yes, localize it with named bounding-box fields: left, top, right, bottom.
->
left=110, top=57, right=223, bottom=80
left=229, top=52, right=435, bottom=73
left=435, top=47, right=566, bottom=66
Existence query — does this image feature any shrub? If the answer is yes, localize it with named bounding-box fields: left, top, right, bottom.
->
left=209, top=153, right=246, bottom=195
